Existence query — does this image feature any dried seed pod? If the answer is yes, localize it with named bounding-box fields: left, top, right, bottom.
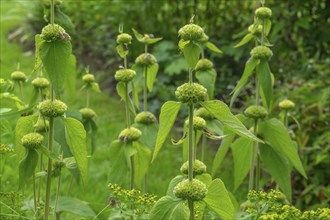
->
left=279, top=99, right=295, bottom=110
left=80, top=107, right=96, bottom=120
left=116, top=33, right=132, bottom=44
left=39, top=99, right=67, bottom=118
left=21, top=133, right=44, bottom=149
left=180, top=160, right=207, bottom=175
left=195, top=59, right=213, bottom=71
left=173, top=179, right=208, bottom=201
left=178, top=24, right=204, bottom=41
left=250, top=46, right=273, bottom=60
left=135, top=53, right=157, bottom=66
left=118, top=127, right=142, bottom=142
left=244, top=105, right=268, bottom=120
left=115, top=69, right=136, bottom=82
left=32, top=77, right=50, bottom=89
left=11, top=71, right=26, bottom=83
left=135, top=111, right=157, bottom=125
left=175, top=83, right=207, bottom=104
left=255, top=7, right=272, bottom=20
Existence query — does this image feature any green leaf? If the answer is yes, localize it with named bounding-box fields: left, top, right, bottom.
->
left=152, top=101, right=181, bottom=162
left=234, top=33, right=254, bottom=48
left=108, top=140, right=130, bottom=187
left=171, top=133, right=187, bottom=145
left=195, top=173, right=213, bottom=187
left=183, top=42, right=200, bottom=68
left=64, top=54, right=76, bottom=99
left=133, top=141, right=151, bottom=189
left=132, top=28, right=144, bottom=41
left=116, top=44, right=128, bottom=58
left=232, top=137, right=253, bottom=190
left=32, top=35, right=44, bottom=73
left=55, top=7, right=75, bottom=34
left=260, top=144, right=292, bottom=201
left=91, top=82, right=101, bottom=93
left=166, top=175, right=185, bottom=197
left=200, top=100, right=262, bottom=143
left=131, top=81, right=139, bottom=109
left=63, top=117, right=88, bottom=185
left=257, top=60, right=273, bottom=110
left=205, top=41, right=222, bottom=54
left=55, top=196, right=96, bottom=217
left=178, top=39, right=190, bottom=50
left=149, top=196, right=189, bottom=220
left=19, top=149, right=38, bottom=189
left=40, top=40, right=72, bottom=96
left=195, top=69, right=216, bottom=99
left=147, top=63, right=159, bottom=92
left=145, top=37, right=163, bottom=45
left=0, top=103, right=35, bottom=120
left=230, top=58, right=258, bottom=107
left=203, top=179, right=235, bottom=220
left=15, top=115, right=38, bottom=161
left=116, top=82, right=136, bottom=115
left=264, top=19, right=272, bottom=36
left=259, top=118, right=307, bottom=178
left=211, top=130, right=235, bottom=176
left=133, top=123, right=158, bottom=149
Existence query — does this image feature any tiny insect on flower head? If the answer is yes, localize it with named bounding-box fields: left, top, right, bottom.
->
left=195, top=59, right=213, bottom=71
left=250, top=46, right=273, bottom=60
left=11, top=71, right=26, bottom=83
left=21, top=132, right=44, bottom=149
left=116, top=33, right=132, bottom=45
left=118, top=127, right=142, bottom=142
left=32, top=77, right=50, bottom=89
left=175, top=83, right=207, bottom=104
left=115, top=69, right=136, bottom=82
left=255, top=7, right=272, bottom=20
left=244, top=105, right=268, bottom=120
left=41, top=24, right=71, bottom=41
left=135, top=111, right=157, bottom=125
left=39, top=99, right=67, bottom=118
left=180, top=160, right=207, bottom=175
left=178, top=24, right=205, bottom=42
left=173, top=179, right=208, bottom=201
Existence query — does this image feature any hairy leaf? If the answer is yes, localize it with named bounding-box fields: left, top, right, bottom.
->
left=147, top=63, right=159, bottom=92
left=133, top=141, right=151, bottom=189
left=196, top=69, right=216, bottom=99
left=55, top=196, right=95, bottom=217
left=234, top=33, right=254, bottom=48
left=183, top=42, right=200, bottom=68
left=19, top=149, right=38, bottom=189
left=166, top=175, right=185, bottom=197
left=205, top=41, right=222, bottom=53
left=257, top=60, right=273, bottom=110
left=149, top=196, right=189, bottom=220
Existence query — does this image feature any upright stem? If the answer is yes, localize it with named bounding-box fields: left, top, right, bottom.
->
left=249, top=119, right=258, bottom=190
left=124, top=56, right=128, bottom=69
left=255, top=143, right=261, bottom=190
left=144, top=44, right=148, bottom=53
left=143, top=66, right=148, bottom=112
left=188, top=104, right=194, bottom=182
left=194, top=130, right=197, bottom=161
left=86, top=90, right=90, bottom=107
left=284, top=110, right=288, bottom=128
left=188, top=200, right=194, bottom=220
left=50, top=0, right=55, bottom=25
left=54, top=169, right=61, bottom=220
left=44, top=117, right=54, bottom=220
left=189, top=68, right=193, bottom=85
left=125, top=82, right=131, bottom=128
left=201, top=135, right=206, bottom=162
left=33, top=174, right=37, bottom=219
left=130, top=156, right=135, bottom=190
left=18, top=82, right=25, bottom=103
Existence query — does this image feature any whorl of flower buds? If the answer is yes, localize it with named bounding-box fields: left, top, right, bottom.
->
left=174, top=179, right=208, bottom=201
left=39, top=99, right=67, bottom=118
left=116, top=33, right=132, bottom=44
left=135, top=111, right=157, bottom=125
left=195, top=107, right=214, bottom=120
left=11, top=71, right=26, bottom=83
left=178, top=24, right=205, bottom=42
left=21, top=133, right=44, bottom=149
left=250, top=46, right=273, bottom=60
left=115, top=69, right=136, bottom=82
left=32, top=77, right=50, bottom=89
left=244, top=105, right=268, bottom=120
left=180, top=160, right=207, bottom=175
left=279, top=99, right=295, bottom=110
left=255, top=7, right=272, bottom=20
left=195, top=59, right=213, bottom=71
left=175, top=83, right=207, bottom=104
left=82, top=74, right=95, bottom=84
left=118, top=127, right=142, bottom=142
left=41, top=24, right=71, bottom=41
left=80, top=108, right=96, bottom=120
left=135, top=53, right=157, bottom=66
left=185, top=116, right=206, bottom=130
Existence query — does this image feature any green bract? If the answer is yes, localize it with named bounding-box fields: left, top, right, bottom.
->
left=195, top=107, right=214, bottom=120
left=244, top=105, right=268, bottom=119
left=82, top=74, right=95, bottom=83
left=115, top=69, right=136, bottom=82
left=118, top=127, right=142, bottom=142
left=173, top=179, right=207, bottom=201
left=180, top=160, right=207, bottom=175
left=175, top=83, right=207, bottom=104
left=178, top=24, right=204, bottom=41
left=135, top=53, right=157, bottom=66
left=250, top=46, right=273, bottom=60
left=32, top=77, right=50, bottom=89
left=80, top=107, right=96, bottom=119
left=116, top=33, right=132, bottom=44
left=11, top=71, right=26, bottom=83
left=185, top=116, right=206, bottom=130
left=255, top=7, right=272, bottom=20
left=39, top=99, right=67, bottom=118
left=21, top=132, right=44, bottom=149
left=195, top=59, right=213, bottom=71
left=248, top=24, right=263, bottom=35
left=34, top=118, right=49, bottom=133
left=40, top=24, right=70, bottom=41
left=199, top=33, right=209, bottom=43
left=135, top=111, right=157, bottom=124
left=279, top=99, right=295, bottom=110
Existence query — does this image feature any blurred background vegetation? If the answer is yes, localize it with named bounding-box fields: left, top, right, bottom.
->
left=1, top=0, right=329, bottom=216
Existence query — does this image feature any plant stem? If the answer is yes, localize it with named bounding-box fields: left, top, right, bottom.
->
left=50, top=0, right=55, bottom=26
left=143, top=66, right=148, bottom=112
left=124, top=56, right=128, bottom=69
left=249, top=119, right=258, bottom=190
left=189, top=68, right=193, bottom=85
left=37, top=153, right=43, bottom=207
left=188, top=105, right=194, bottom=182
left=130, top=156, right=135, bottom=190
left=125, top=82, right=131, bottom=128
left=33, top=174, right=37, bottom=219
left=201, top=135, right=206, bottom=162
left=188, top=200, right=194, bottom=220
left=194, top=130, right=198, bottom=161
left=92, top=204, right=110, bottom=220
left=18, top=82, right=25, bottom=104
left=255, top=144, right=261, bottom=190
left=284, top=110, right=288, bottom=128
left=67, top=175, right=74, bottom=196
left=54, top=169, right=61, bottom=220
left=44, top=117, right=54, bottom=220
left=86, top=90, right=90, bottom=107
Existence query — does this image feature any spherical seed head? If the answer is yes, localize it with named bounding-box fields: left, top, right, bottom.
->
left=195, top=59, right=213, bottom=71
left=195, top=107, right=214, bottom=120
left=244, top=105, right=268, bottom=119
left=115, top=69, right=136, bottom=82
left=173, top=179, right=207, bottom=201
left=185, top=116, right=206, bottom=130
left=82, top=74, right=95, bottom=83
left=255, top=7, right=272, bottom=20
left=118, top=127, right=142, bottom=142
left=39, top=99, right=67, bottom=118
left=279, top=99, right=295, bottom=110
left=116, top=33, right=132, bottom=44
left=53, top=159, right=65, bottom=168
left=175, top=83, right=207, bottom=104
left=135, top=111, right=157, bottom=125
left=248, top=24, right=263, bottom=35
left=21, top=133, right=43, bottom=149
left=135, top=53, right=157, bottom=66
left=41, top=24, right=70, bottom=41
left=178, top=24, right=204, bottom=41
left=80, top=107, right=96, bottom=119
left=32, top=77, right=50, bottom=89
left=11, top=71, right=26, bottom=83
left=250, top=46, right=273, bottom=60
left=33, top=118, right=49, bottom=133
left=180, top=160, right=207, bottom=175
